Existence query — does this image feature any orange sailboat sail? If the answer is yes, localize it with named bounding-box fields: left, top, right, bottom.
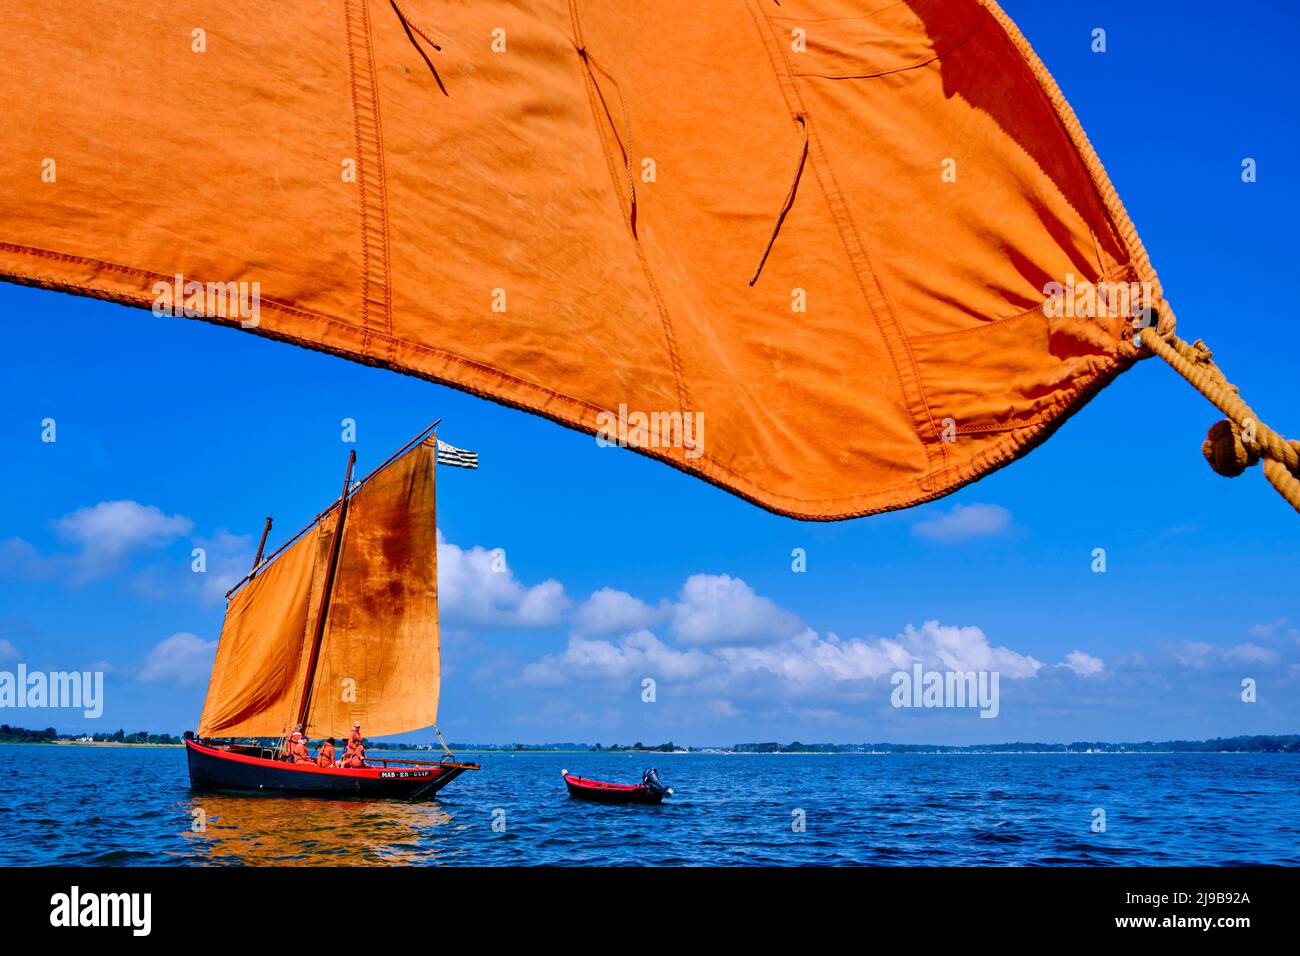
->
left=298, top=440, right=441, bottom=739
left=1, top=2, right=1293, bottom=515
left=197, top=437, right=440, bottom=741
left=196, top=523, right=324, bottom=739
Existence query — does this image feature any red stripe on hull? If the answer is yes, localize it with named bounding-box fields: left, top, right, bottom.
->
left=186, top=740, right=474, bottom=799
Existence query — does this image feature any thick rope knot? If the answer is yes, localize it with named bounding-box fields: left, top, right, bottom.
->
left=1201, top=419, right=1259, bottom=477
left=1139, top=325, right=1300, bottom=513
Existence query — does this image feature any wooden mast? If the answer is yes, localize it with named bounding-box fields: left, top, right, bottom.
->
left=251, top=516, right=273, bottom=571
left=294, top=449, right=356, bottom=735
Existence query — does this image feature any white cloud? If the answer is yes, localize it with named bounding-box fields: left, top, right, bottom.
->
left=573, top=588, right=664, bottom=636
left=0, top=537, right=59, bottom=579
left=1248, top=619, right=1298, bottom=643
left=139, top=632, right=216, bottom=686
left=521, top=630, right=716, bottom=686
left=670, top=574, right=803, bottom=646
left=0, top=638, right=18, bottom=663
left=1060, top=650, right=1105, bottom=677
left=36, top=500, right=195, bottom=582
left=521, top=617, right=1042, bottom=701
left=1175, top=641, right=1215, bottom=669
left=437, top=531, right=569, bottom=627
left=1249, top=618, right=1287, bottom=638
left=191, top=530, right=254, bottom=604
left=1225, top=642, right=1280, bottom=664
left=913, top=503, right=1011, bottom=541
left=1175, top=640, right=1280, bottom=669
left=716, top=628, right=907, bottom=685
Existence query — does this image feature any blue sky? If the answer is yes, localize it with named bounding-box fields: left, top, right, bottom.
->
left=1, top=0, right=1296, bottom=746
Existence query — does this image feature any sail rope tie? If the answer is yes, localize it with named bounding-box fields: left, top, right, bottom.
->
left=389, top=0, right=446, bottom=51
left=434, top=727, right=456, bottom=761
left=390, top=0, right=449, bottom=94
left=1141, top=323, right=1300, bottom=512
left=750, top=114, right=808, bottom=286
left=578, top=47, right=637, bottom=236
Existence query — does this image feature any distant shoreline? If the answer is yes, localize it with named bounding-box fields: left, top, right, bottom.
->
left=0, top=742, right=1294, bottom=757
left=55, top=740, right=182, bottom=749
left=3, top=730, right=1296, bottom=755
left=454, top=748, right=1278, bottom=756
left=0, top=740, right=184, bottom=749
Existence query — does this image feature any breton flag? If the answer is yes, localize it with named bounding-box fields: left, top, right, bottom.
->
left=435, top=438, right=478, bottom=469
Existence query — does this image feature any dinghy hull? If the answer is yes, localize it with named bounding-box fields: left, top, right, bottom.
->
left=563, top=772, right=666, bottom=805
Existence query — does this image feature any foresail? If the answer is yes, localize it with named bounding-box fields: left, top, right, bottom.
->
left=302, top=439, right=440, bottom=738
left=197, top=524, right=322, bottom=738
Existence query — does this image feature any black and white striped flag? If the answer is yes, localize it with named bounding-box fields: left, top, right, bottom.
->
left=435, top=438, right=478, bottom=469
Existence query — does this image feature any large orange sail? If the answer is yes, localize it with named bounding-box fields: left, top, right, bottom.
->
left=299, top=440, right=441, bottom=739
left=197, top=438, right=440, bottom=739
left=197, top=525, right=322, bottom=739
left=0, top=0, right=1170, bottom=519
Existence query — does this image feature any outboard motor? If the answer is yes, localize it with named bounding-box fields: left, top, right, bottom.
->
left=641, top=767, right=673, bottom=797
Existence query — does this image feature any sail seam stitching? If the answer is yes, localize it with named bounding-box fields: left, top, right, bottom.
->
left=0, top=250, right=1128, bottom=518
left=345, top=0, right=395, bottom=352
left=746, top=0, right=948, bottom=483
left=567, top=0, right=693, bottom=433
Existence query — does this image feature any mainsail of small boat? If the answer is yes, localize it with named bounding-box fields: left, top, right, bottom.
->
left=186, top=422, right=479, bottom=799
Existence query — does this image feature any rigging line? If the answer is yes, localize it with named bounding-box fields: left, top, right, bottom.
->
left=750, top=114, right=808, bottom=286
left=434, top=727, right=456, bottom=760
left=1141, top=324, right=1300, bottom=512
left=390, top=0, right=449, bottom=94
left=225, top=418, right=442, bottom=598
left=389, top=0, right=447, bottom=50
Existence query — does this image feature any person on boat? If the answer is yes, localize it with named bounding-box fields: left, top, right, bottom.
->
left=316, top=737, right=336, bottom=768
left=349, top=721, right=362, bottom=747
left=284, top=723, right=305, bottom=761
left=290, top=734, right=314, bottom=765
left=343, top=739, right=367, bottom=769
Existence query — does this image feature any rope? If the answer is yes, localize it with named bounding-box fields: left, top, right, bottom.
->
left=389, top=0, right=446, bottom=51
left=1140, top=324, right=1300, bottom=512
left=434, top=727, right=456, bottom=760
left=750, top=114, right=808, bottom=287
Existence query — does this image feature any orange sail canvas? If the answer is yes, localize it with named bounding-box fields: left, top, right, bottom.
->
left=0, top=0, right=1169, bottom=519
left=299, top=439, right=441, bottom=739
left=197, top=525, right=322, bottom=739
left=197, top=438, right=441, bottom=740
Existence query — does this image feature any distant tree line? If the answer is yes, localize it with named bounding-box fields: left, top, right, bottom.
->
left=5, top=726, right=1297, bottom=753
left=0, top=725, right=182, bottom=745
left=731, top=736, right=1300, bottom=754
left=0, top=724, right=58, bottom=743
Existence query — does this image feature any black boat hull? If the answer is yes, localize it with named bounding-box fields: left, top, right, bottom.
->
left=186, top=740, right=474, bottom=799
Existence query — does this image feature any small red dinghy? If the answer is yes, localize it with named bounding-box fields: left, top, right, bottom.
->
left=562, top=767, right=672, bottom=805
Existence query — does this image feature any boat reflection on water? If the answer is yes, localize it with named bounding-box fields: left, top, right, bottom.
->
left=177, top=793, right=462, bottom=866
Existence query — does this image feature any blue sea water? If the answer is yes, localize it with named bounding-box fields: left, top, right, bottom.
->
left=1, top=746, right=1296, bottom=866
